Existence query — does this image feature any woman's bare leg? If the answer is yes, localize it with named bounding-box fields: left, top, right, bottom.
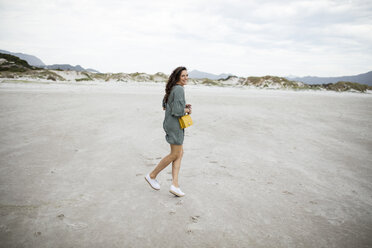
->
left=171, top=147, right=183, bottom=187
left=150, top=144, right=183, bottom=179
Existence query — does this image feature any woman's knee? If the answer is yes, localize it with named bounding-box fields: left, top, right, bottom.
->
left=169, top=150, right=183, bottom=161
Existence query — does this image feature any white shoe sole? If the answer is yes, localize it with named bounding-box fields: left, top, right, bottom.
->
left=145, top=176, right=160, bottom=190
left=169, top=189, right=185, bottom=197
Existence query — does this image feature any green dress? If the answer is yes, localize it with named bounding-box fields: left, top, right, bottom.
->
left=163, top=85, right=186, bottom=145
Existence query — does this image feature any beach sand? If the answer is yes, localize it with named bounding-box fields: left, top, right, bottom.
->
left=0, top=81, right=371, bottom=247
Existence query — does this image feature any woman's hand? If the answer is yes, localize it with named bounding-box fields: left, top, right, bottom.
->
left=185, top=103, right=192, bottom=114
left=184, top=108, right=192, bottom=114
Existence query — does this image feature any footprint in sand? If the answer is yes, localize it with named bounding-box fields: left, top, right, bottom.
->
left=34, top=232, right=41, bottom=237
left=57, top=214, right=87, bottom=230
left=145, top=156, right=161, bottom=160
left=57, top=214, right=65, bottom=220
left=190, top=216, right=200, bottom=223
left=185, top=216, right=201, bottom=234
left=65, top=221, right=88, bottom=230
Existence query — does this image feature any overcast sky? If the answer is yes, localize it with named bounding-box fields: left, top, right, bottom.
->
left=1, top=0, right=372, bottom=77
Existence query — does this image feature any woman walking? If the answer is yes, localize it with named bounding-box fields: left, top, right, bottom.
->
left=145, top=66, right=192, bottom=197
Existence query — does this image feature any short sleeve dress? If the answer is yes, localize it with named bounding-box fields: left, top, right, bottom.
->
left=163, top=85, right=186, bottom=145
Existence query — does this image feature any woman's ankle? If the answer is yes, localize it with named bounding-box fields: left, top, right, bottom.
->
left=172, top=182, right=179, bottom=188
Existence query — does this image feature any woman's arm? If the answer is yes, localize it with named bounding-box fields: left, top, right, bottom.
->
left=170, top=87, right=187, bottom=117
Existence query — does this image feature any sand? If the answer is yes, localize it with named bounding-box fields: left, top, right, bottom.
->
left=0, top=80, right=371, bottom=248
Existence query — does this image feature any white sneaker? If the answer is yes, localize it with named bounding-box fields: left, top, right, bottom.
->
left=169, top=185, right=185, bottom=197
left=145, top=174, right=160, bottom=190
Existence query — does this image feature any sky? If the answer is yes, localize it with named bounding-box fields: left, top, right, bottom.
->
left=0, top=0, right=372, bottom=77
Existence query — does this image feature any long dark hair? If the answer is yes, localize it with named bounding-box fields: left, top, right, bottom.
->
left=163, top=66, right=187, bottom=105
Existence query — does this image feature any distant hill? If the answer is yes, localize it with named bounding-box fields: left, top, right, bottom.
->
left=44, top=64, right=84, bottom=71
left=287, top=71, right=372, bottom=86
left=0, top=49, right=100, bottom=73
left=0, top=52, right=39, bottom=72
left=0, top=49, right=45, bottom=66
left=189, top=69, right=233, bottom=80
left=43, top=64, right=100, bottom=73
left=86, top=68, right=100, bottom=73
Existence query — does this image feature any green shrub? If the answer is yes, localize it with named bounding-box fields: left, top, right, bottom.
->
left=325, top=81, right=368, bottom=92
left=47, top=75, right=56, bottom=81
left=82, top=72, right=93, bottom=80
left=0, top=53, right=33, bottom=69
left=201, top=78, right=220, bottom=86
left=76, top=78, right=90, bottom=82
left=247, top=76, right=261, bottom=85
left=0, top=66, right=26, bottom=72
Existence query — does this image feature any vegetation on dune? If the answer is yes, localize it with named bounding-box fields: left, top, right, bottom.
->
left=0, top=53, right=42, bottom=72
left=201, top=78, right=222, bottom=86
left=220, top=75, right=237, bottom=81
left=129, top=72, right=140, bottom=77
left=82, top=72, right=93, bottom=81
left=0, top=57, right=370, bottom=93
left=76, top=78, right=91, bottom=82
left=321, top=81, right=369, bottom=92
left=154, top=72, right=167, bottom=77
left=0, top=53, right=33, bottom=69
left=197, top=75, right=371, bottom=92
left=247, top=76, right=261, bottom=85
left=90, top=73, right=107, bottom=81
left=0, top=69, right=65, bottom=81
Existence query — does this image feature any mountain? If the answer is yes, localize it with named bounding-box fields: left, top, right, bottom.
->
left=0, top=49, right=45, bottom=66
left=43, top=64, right=85, bottom=71
left=85, top=68, right=100, bottom=73
left=189, top=69, right=233, bottom=80
left=0, top=49, right=100, bottom=73
left=0, top=52, right=36, bottom=72
left=287, top=71, right=372, bottom=86
left=43, top=64, right=100, bottom=73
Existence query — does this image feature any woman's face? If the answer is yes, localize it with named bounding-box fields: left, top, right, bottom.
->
left=178, top=70, right=188, bottom=86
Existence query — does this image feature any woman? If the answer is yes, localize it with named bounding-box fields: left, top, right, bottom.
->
left=145, top=66, right=192, bottom=197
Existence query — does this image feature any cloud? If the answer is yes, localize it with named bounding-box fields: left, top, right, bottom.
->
left=0, top=0, right=371, bottom=76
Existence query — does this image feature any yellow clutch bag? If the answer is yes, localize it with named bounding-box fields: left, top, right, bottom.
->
left=179, top=114, right=193, bottom=129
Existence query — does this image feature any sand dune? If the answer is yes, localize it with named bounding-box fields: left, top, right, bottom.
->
left=0, top=81, right=371, bottom=248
